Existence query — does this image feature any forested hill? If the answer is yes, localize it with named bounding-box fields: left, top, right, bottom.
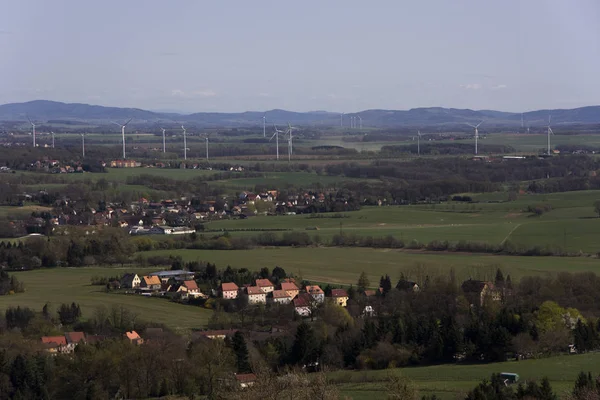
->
left=2, top=100, right=600, bottom=128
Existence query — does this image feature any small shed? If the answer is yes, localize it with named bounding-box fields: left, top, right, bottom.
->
left=500, top=372, right=519, bottom=385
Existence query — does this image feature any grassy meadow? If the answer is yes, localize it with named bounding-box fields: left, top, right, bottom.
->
left=0, top=268, right=212, bottom=331
left=139, top=247, right=600, bottom=285
left=330, top=353, right=600, bottom=400
left=203, top=189, right=600, bottom=253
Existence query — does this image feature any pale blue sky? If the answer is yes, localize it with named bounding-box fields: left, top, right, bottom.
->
left=1, top=0, right=599, bottom=113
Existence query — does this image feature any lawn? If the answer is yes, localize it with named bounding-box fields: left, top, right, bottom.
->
left=138, top=247, right=600, bottom=285
left=330, top=353, right=600, bottom=399
left=212, top=172, right=378, bottom=190
left=0, top=268, right=212, bottom=331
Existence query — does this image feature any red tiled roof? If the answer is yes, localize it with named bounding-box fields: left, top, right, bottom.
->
left=331, top=289, right=348, bottom=298
left=281, top=282, right=299, bottom=291
left=125, top=331, right=141, bottom=340
left=272, top=289, right=291, bottom=299
left=255, top=278, right=273, bottom=288
left=247, top=286, right=264, bottom=295
left=222, top=282, right=239, bottom=292
left=41, top=336, right=67, bottom=345
left=235, top=373, right=257, bottom=383
left=183, top=280, right=198, bottom=291
left=363, top=290, right=376, bottom=297
left=293, top=293, right=313, bottom=308
left=65, top=331, right=85, bottom=344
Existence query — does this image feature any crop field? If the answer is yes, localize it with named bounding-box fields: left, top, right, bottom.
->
left=0, top=268, right=212, bottom=331
left=139, top=247, right=600, bottom=284
left=330, top=353, right=600, bottom=399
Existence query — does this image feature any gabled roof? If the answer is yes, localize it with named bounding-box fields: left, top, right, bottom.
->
left=222, top=282, right=239, bottom=292
left=143, top=275, right=161, bottom=286
left=306, top=285, right=324, bottom=295
left=293, top=293, right=313, bottom=308
left=65, top=331, right=86, bottom=344
left=272, top=289, right=291, bottom=299
left=330, top=288, right=348, bottom=298
left=255, top=278, right=274, bottom=288
left=41, top=336, right=67, bottom=345
left=247, top=286, right=264, bottom=295
left=125, top=331, right=141, bottom=340
left=281, top=282, right=299, bottom=291
left=183, top=280, right=198, bottom=291
left=363, top=290, right=376, bottom=297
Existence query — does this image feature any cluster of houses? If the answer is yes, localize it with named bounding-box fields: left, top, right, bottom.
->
left=220, top=278, right=347, bottom=317
left=41, top=330, right=143, bottom=354
left=119, top=270, right=207, bottom=300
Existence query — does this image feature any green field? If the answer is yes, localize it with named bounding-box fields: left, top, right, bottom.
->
left=330, top=353, right=600, bottom=399
left=212, top=172, right=378, bottom=190
left=204, top=190, right=600, bottom=253
left=0, top=268, right=212, bottom=331
left=139, top=247, right=600, bottom=284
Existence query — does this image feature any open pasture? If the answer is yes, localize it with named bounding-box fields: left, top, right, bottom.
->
left=206, top=189, right=600, bottom=252
left=139, top=247, right=600, bottom=285
left=331, top=353, right=600, bottom=400
left=0, top=268, right=212, bottom=331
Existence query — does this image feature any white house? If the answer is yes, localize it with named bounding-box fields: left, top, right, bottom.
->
left=255, top=278, right=274, bottom=293
left=247, top=286, right=266, bottom=304
left=271, top=289, right=292, bottom=305
left=305, top=285, right=325, bottom=303
left=221, top=282, right=239, bottom=299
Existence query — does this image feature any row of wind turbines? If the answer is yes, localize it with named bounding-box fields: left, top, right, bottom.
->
left=414, top=116, right=554, bottom=156
left=24, top=112, right=555, bottom=160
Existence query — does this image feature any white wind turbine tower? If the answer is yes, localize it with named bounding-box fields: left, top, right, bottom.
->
left=357, top=115, right=363, bottom=129
left=340, top=113, right=344, bottom=127
left=466, top=121, right=484, bottom=155
left=160, top=128, right=166, bottom=153
left=81, top=133, right=86, bottom=158
left=547, top=116, right=554, bottom=155
left=27, top=117, right=36, bottom=147
left=181, top=125, right=187, bottom=160
left=112, top=118, right=132, bottom=159
left=270, top=124, right=284, bottom=160
left=417, top=130, right=422, bottom=156
left=202, top=133, right=212, bottom=162
left=286, top=122, right=298, bottom=162
left=263, top=115, right=266, bottom=138
left=50, top=131, right=55, bottom=148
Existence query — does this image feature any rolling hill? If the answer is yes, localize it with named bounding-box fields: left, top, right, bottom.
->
left=1, top=100, right=600, bottom=128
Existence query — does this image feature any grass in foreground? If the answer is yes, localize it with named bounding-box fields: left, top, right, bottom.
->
left=331, top=353, right=600, bottom=400
left=0, top=268, right=212, bottom=331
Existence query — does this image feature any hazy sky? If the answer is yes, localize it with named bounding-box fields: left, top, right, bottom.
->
left=1, top=0, right=599, bottom=113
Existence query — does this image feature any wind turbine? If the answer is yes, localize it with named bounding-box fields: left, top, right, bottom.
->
left=27, top=117, right=36, bottom=147
left=270, top=124, right=284, bottom=160
left=263, top=115, right=266, bottom=138
left=202, top=133, right=212, bottom=162
left=160, top=128, right=166, bottom=153
left=81, top=133, right=85, bottom=158
left=547, top=116, right=554, bottom=155
left=466, top=121, right=484, bottom=155
left=50, top=131, right=55, bottom=148
left=112, top=118, right=132, bottom=159
left=181, top=125, right=187, bottom=160
left=340, top=113, right=344, bottom=127
left=357, top=115, right=363, bottom=129
left=417, top=130, right=422, bottom=156
left=286, top=123, right=298, bottom=162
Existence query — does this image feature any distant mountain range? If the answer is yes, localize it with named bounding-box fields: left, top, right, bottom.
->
left=1, top=100, right=600, bottom=128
